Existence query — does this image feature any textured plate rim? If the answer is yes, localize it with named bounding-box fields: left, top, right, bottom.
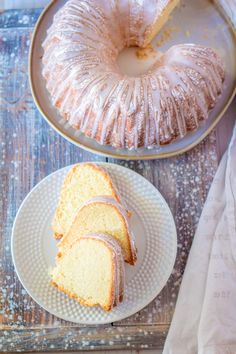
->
left=29, top=0, right=236, bottom=160
left=11, top=162, right=177, bottom=324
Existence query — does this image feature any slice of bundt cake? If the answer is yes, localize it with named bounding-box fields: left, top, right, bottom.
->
left=59, top=196, right=137, bottom=265
left=142, top=0, right=180, bottom=47
left=52, top=233, right=125, bottom=311
left=53, top=163, right=125, bottom=240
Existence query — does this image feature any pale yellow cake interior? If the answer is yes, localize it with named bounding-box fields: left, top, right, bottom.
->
left=53, top=164, right=118, bottom=238
left=142, top=0, right=180, bottom=47
left=52, top=238, right=114, bottom=310
left=59, top=202, right=131, bottom=262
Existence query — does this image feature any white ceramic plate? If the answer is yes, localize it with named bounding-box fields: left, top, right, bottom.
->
left=11, top=163, right=177, bottom=324
left=29, top=0, right=236, bottom=160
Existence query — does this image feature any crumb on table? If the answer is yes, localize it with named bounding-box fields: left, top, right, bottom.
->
left=156, top=26, right=179, bottom=47
left=185, top=30, right=190, bottom=38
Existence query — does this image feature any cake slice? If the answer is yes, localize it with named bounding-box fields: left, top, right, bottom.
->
left=59, top=196, right=137, bottom=265
left=52, top=163, right=126, bottom=239
left=52, top=233, right=125, bottom=311
left=142, top=0, right=180, bottom=47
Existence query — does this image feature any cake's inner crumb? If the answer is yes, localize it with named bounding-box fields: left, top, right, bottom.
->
left=136, top=44, right=157, bottom=60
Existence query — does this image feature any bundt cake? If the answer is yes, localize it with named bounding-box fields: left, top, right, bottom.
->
left=52, top=233, right=125, bottom=311
left=52, top=163, right=126, bottom=240
left=58, top=196, right=137, bottom=265
left=42, top=0, right=225, bottom=149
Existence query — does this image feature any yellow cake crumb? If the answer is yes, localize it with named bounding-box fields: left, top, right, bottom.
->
left=136, top=44, right=157, bottom=60
left=185, top=30, right=190, bottom=38
left=156, top=27, right=179, bottom=47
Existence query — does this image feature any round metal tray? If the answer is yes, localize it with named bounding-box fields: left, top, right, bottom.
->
left=29, top=0, right=236, bottom=160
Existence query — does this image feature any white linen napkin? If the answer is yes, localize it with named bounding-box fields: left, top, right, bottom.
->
left=163, top=122, right=236, bottom=354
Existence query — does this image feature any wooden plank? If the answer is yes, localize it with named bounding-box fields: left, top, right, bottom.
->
left=0, top=325, right=165, bottom=351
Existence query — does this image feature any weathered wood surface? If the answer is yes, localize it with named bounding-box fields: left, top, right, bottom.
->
left=0, top=8, right=235, bottom=353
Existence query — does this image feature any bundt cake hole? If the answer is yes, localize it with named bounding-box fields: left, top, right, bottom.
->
left=116, top=46, right=159, bottom=77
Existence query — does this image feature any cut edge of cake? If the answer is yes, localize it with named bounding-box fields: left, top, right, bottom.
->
left=52, top=233, right=125, bottom=311
left=58, top=196, right=137, bottom=265
left=52, top=163, right=131, bottom=240
left=142, top=0, right=180, bottom=48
